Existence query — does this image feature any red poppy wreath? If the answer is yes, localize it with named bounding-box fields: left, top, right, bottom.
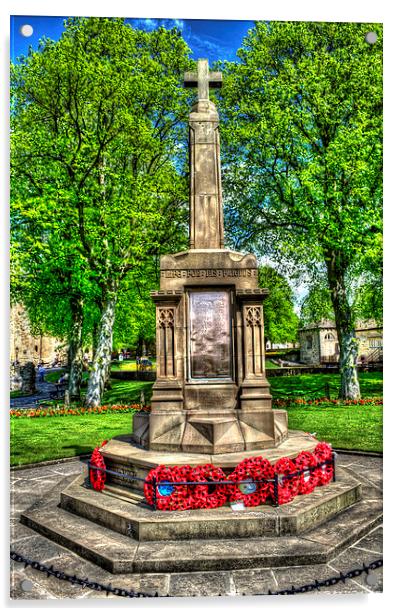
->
left=314, top=442, right=334, bottom=486
left=295, top=450, right=319, bottom=495
left=144, top=464, right=194, bottom=511
left=89, top=440, right=108, bottom=491
left=273, top=456, right=300, bottom=505
left=190, top=464, right=229, bottom=509
left=227, top=456, right=274, bottom=507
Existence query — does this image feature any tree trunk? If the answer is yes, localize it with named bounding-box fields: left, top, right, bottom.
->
left=325, top=250, right=360, bottom=400
left=67, top=296, right=84, bottom=402
left=85, top=285, right=118, bottom=407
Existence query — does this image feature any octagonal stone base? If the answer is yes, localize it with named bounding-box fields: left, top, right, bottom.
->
left=133, top=407, right=288, bottom=454
left=18, top=463, right=377, bottom=575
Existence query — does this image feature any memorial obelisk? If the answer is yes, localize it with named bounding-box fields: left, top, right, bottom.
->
left=133, top=59, right=288, bottom=454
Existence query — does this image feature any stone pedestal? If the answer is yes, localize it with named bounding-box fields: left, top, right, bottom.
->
left=133, top=250, right=288, bottom=453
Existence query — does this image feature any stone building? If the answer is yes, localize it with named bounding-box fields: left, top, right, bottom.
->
left=298, top=319, right=383, bottom=365
left=10, top=303, right=67, bottom=366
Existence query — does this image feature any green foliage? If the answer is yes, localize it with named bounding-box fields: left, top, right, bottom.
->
left=112, top=260, right=158, bottom=351
left=220, top=21, right=382, bottom=272
left=258, top=265, right=298, bottom=343
left=219, top=21, right=382, bottom=398
left=10, top=18, right=192, bottom=359
left=300, top=285, right=334, bottom=326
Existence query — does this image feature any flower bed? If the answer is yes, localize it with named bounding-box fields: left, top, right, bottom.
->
left=10, top=404, right=150, bottom=418
left=274, top=397, right=383, bottom=408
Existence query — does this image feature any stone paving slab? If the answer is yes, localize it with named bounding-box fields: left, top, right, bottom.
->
left=10, top=453, right=382, bottom=598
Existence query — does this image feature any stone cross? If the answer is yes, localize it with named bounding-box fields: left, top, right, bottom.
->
left=184, top=59, right=222, bottom=101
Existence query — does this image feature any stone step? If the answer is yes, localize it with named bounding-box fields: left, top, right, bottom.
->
left=20, top=483, right=382, bottom=574
left=58, top=469, right=362, bottom=541
left=20, top=499, right=140, bottom=574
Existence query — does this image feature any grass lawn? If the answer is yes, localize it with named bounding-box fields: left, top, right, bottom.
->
left=10, top=413, right=133, bottom=466
left=10, top=372, right=383, bottom=465
left=287, top=406, right=382, bottom=453
left=101, top=380, right=154, bottom=405
left=110, top=359, right=156, bottom=372
left=269, top=371, right=382, bottom=399
left=10, top=391, right=32, bottom=399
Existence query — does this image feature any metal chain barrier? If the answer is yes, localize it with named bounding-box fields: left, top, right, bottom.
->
left=10, top=551, right=156, bottom=598
left=11, top=551, right=382, bottom=597
left=264, top=558, right=383, bottom=595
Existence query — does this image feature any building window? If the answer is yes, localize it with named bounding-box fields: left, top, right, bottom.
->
left=306, top=336, right=313, bottom=350
left=324, top=332, right=335, bottom=341
left=34, top=345, right=38, bottom=352
left=369, top=338, right=383, bottom=349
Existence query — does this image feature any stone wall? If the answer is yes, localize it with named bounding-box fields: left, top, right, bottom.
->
left=299, top=327, right=321, bottom=364
left=299, top=320, right=383, bottom=365
left=10, top=303, right=67, bottom=366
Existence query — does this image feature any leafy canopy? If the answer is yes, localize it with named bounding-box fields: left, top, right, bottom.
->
left=11, top=18, right=192, bottom=343
left=219, top=21, right=382, bottom=285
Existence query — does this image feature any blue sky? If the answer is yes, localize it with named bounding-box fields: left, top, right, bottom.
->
left=10, top=15, right=255, bottom=63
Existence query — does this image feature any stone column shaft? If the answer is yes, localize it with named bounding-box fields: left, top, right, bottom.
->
left=188, top=101, right=224, bottom=249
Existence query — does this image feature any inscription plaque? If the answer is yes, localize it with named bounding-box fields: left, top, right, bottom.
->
left=189, top=290, right=231, bottom=379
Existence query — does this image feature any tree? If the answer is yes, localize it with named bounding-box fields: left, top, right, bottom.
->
left=11, top=18, right=192, bottom=405
left=220, top=21, right=382, bottom=399
left=10, top=196, right=100, bottom=399
left=300, top=285, right=335, bottom=326
left=112, top=260, right=158, bottom=354
left=258, top=265, right=298, bottom=346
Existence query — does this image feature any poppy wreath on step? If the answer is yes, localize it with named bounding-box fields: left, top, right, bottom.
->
left=227, top=456, right=274, bottom=507
left=89, top=440, right=108, bottom=491
left=190, top=464, right=229, bottom=509
left=295, top=451, right=319, bottom=495
left=314, top=442, right=334, bottom=486
left=144, top=464, right=194, bottom=511
left=273, top=456, right=300, bottom=505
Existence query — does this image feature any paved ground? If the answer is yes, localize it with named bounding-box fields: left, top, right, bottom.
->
left=11, top=369, right=65, bottom=409
left=10, top=453, right=382, bottom=600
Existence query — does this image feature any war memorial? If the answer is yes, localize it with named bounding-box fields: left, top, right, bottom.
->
left=20, top=60, right=382, bottom=581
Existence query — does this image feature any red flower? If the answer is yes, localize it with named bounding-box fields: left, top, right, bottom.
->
left=190, top=464, right=229, bottom=509
left=314, top=442, right=334, bottom=486
left=295, top=451, right=318, bottom=495
left=89, top=441, right=108, bottom=491
left=227, top=457, right=274, bottom=507
left=144, top=465, right=194, bottom=511
left=273, top=457, right=299, bottom=504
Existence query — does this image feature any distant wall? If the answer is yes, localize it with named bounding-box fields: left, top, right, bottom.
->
left=10, top=303, right=67, bottom=366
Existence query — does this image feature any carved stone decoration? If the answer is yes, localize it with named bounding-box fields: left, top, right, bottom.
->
left=245, top=306, right=262, bottom=327
left=244, top=305, right=264, bottom=377
left=156, top=306, right=176, bottom=378
left=158, top=308, right=174, bottom=328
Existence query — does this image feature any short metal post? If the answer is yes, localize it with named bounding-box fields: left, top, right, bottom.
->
left=152, top=477, right=157, bottom=511
left=332, top=453, right=336, bottom=482
left=273, top=473, right=279, bottom=507
left=85, top=460, right=91, bottom=489
left=325, top=382, right=330, bottom=399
